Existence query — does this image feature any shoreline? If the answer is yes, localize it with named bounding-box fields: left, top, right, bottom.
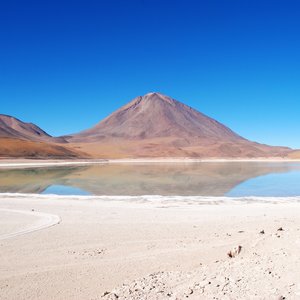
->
left=2, top=192, right=300, bottom=204
left=1, top=157, right=300, bottom=168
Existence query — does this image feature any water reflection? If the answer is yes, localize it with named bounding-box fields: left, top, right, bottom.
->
left=227, top=170, right=300, bottom=197
left=1, top=162, right=300, bottom=196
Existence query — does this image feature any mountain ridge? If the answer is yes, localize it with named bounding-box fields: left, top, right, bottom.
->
left=0, top=114, right=85, bottom=158
left=0, top=114, right=66, bottom=143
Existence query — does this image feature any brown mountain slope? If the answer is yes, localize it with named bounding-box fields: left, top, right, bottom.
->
left=0, top=114, right=66, bottom=143
left=66, top=92, right=292, bottom=158
left=0, top=137, right=85, bottom=159
left=0, top=115, right=87, bottom=158
left=287, top=150, right=300, bottom=159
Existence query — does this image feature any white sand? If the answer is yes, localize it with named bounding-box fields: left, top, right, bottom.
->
left=0, top=208, right=60, bottom=241
left=1, top=194, right=300, bottom=299
left=1, top=157, right=300, bottom=169
left=0, top=159, right=108, bottom=169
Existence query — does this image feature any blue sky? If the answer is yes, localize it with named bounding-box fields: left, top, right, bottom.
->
left=1, top=1, right=299, bottom=148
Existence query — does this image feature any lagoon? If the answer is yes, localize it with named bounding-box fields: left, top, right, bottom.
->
left=1, top=162, right=300, bottom=197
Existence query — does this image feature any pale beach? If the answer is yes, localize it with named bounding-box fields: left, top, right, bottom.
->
left=1, top=158, right=300, bottom=170
left=1, top=193, right=300, bottom=299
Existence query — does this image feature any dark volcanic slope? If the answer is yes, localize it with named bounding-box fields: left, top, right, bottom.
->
left=69, top=92, right=243, bottom=143
left=0, top=114, right=65, bottom=143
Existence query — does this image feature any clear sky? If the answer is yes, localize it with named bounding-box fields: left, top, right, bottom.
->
left=1, top=0, right=299, bottom=148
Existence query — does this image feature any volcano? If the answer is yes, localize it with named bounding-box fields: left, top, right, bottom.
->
left=66, top=92, right=291, bottom=158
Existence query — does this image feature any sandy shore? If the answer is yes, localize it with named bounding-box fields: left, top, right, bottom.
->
left=1, top=194, right=300, bottom=299
left=0, top=159, right=108, bottom=169
left=1, top=157, right=300, bottom=169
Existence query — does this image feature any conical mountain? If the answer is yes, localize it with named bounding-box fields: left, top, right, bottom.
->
left=68, top=92, right=243, bottom=142
left=66, top=93, right=291, bottom=158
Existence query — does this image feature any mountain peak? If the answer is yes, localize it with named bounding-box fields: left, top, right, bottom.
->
left=144, top=92, right=165, bottom=98
left=142, top=92, right=175, bottom=105
left=116, top=92, right=176, bottom=112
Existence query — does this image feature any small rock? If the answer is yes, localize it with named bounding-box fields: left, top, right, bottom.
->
left=277, top=227, right=284, bottom=231
left=289, top=283, right=295, bottom=287
left=101, top=291, right=110, bottom=297
left=227, top=245, right=242, bottom=258
left=260, top=230, right=265, bottom=234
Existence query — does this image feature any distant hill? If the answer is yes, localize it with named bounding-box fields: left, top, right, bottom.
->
left=65, top=92, right=292, bottom=158
left=0, top=114, right=65, bottom=143
left=0, top=115, right=85, bottom=158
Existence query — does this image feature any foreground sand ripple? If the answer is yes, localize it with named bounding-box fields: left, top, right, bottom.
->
left=0, top=208, right=61, bottom=241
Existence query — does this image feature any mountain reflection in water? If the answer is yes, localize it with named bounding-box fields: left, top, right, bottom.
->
left=1, top=163, right=300, bottom=197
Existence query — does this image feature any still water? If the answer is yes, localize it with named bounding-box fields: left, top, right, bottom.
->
left=1, top=162, right=300, bottom=197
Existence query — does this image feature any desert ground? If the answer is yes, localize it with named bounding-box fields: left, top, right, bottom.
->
left=1, top=193, right=300, bottom=300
